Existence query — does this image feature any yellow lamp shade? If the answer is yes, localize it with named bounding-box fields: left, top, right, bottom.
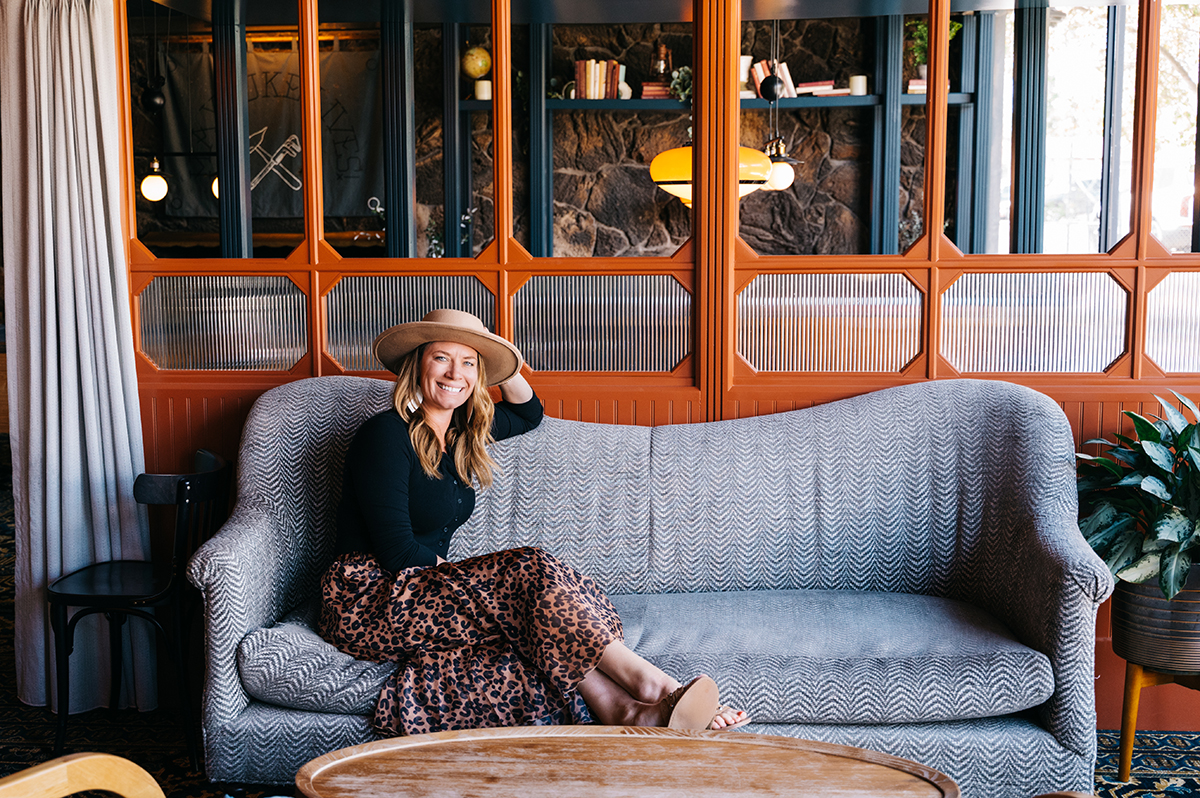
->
left=140, top=172, right=168, bottom=202
left=650, top=144, right=772, bottom=203
left=211, top=176, right=220, bottom=198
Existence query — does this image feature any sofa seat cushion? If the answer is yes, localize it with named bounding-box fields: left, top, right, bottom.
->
left=238, top=609, right=395, bottom=715
left=610, top=589, right=1054, bottom=725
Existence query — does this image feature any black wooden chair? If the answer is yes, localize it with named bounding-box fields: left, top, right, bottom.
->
left=47, top=449, right=231, bottom=771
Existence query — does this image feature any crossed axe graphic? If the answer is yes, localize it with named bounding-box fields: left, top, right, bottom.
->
left=249, top=127, right=302, bottom=191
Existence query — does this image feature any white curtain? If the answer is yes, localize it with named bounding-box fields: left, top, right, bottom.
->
left=0, top=0, right=155, bottom=711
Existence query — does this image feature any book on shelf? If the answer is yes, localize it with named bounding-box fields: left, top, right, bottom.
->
left=751, top=60, right=767, bottom=96
left=793, top=80, right=835, bottom=95
left=777, top=62, right=797, bottom=98
left=812, top=87, right=852, bottom=96
left=571, top=59, right=624, bottom=99
left=640, top=80, right=671, bottom=99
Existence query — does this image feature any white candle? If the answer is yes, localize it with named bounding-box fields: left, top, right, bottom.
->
left=475, top=79, right=492, bottom=101
left=849, top=75, right=868, bottom=96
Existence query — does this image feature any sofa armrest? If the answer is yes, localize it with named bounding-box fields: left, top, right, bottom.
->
left=187, top=501, right=288, bottom=738
left=949, top=389, right=1114, bottom=760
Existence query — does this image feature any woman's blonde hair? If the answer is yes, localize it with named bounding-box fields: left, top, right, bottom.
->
left=392, top=343, right=498, bottom=488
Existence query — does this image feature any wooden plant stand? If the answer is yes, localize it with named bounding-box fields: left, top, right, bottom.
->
left=1118, top=661, right=1200, bottom=781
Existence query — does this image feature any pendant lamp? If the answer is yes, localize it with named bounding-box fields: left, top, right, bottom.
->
left=758, top=21, right=802, bottom=193
left=140, top=157, right=169, bottom=202
left=650, top=143, right=772, bottom=207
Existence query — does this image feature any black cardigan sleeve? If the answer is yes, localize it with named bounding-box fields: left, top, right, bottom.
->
left=492, top=393, right=544, bottom=441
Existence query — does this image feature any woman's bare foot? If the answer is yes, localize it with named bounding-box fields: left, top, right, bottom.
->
left=710, top=704, right=751, bottom=730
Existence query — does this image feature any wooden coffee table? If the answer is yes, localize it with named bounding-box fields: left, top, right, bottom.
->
left=295, top=726, right=959, bottom=797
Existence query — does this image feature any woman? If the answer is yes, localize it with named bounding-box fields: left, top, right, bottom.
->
left=319, top=308, right=749, bottom=736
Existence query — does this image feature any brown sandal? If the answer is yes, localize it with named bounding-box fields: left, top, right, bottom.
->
left=660, top=676, right=720, bottom=730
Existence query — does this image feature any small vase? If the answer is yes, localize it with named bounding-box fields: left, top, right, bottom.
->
left=1111, top=563, right=1200, bottom=675
left=917, top=63, right=928, bottom=80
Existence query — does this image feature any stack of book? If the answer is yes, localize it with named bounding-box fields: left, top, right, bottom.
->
left=573, top=59, right=626, bottom=99
left=907, top=78, right=927, bottom=94
left=750, top=59, right=798, bottom=98
left=812, top=85, right=851, bottom=96
left=640, top=81, right=671, bottom=99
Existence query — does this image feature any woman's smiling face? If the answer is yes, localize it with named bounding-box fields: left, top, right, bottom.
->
left=419, top=341, right=479, bottom=413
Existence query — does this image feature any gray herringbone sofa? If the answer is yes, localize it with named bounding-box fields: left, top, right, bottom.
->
left=188, top=376, right=1113, bottom=797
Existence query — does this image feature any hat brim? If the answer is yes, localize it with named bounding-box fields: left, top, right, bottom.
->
left=373, top=321, right=523, bottom=386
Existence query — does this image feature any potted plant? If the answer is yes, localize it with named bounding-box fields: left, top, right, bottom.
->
left=1077, top=391, right=1200, bottom=673
left=905, top=19, right=962, bottom=80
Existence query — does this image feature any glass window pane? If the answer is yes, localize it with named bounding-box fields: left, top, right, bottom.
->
left=941, top=272, right=1126, bottom=372
left=737, top=18, right=877, bottom=256
left=1153, top=3, right=1199, bottom=253
left=129, top=2, right=218, bottom=258
left=245, top=10, right=304, bottom=258
left=964, top=5, right=1137, bottom=254
left=515, top=22, right=694, bottom=258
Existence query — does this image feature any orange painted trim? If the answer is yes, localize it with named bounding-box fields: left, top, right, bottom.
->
left=1131, top=0, right=1161, bottom=263
left=492, top=0, right=513, bottom=260
left=925, top=0, right=950, bottom=265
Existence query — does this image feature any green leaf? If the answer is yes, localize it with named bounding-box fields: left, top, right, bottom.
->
left=1155, top=507, right=1191, bottom=543
left=1117, top=551, right=1162, bottom=583
left=1115, top=472, right=1146, bottom=487
left=1140, top=475, right=1174, bottom=501
left=1080, top=502, right=1118, bottom=534
left=1105, top=532, right=1145, bottom=575
left=1077, top=454, right=1124, bottom=477
left=1088, top=515, right=1137, bottom=555
left=1156, top=396, right=1191, bottom=435
left=1111, top=448, right=1143, bottom=467
left=1124, top=411, right=1162, bottom=443
left=1159, top=546, right=1193, bottom=600
left=1085, top=438, right=1115, bottom=448
left=1143, top=535, right=1175, bottom=553
left=1189, top=448, right=1200, bottom=472
left=1172, top=390, right=1200, bottom=423
left=1142, top=440, right=1176, bottom=472
left=1155, top=420, right=1176, bottom=447
left=1115, top=433, right=1139, bottom=447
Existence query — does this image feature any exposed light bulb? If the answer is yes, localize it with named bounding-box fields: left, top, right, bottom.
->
left=211, top=176, right=220, bottom=199
left=140, top=157, right=168, bottom=201
left=767, top=161, right=795, bottom=191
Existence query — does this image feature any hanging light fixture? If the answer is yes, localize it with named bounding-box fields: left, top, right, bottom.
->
left=759, top=20, right=802, bottom=193
left=211, top=176, right=220, bottom=198
left=140, top=157, right=169, bottom=201
left=650, top=127, right=772, bottom=206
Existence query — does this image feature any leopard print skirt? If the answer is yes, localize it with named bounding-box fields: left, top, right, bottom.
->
left=318, top=546, right=623, bottom=736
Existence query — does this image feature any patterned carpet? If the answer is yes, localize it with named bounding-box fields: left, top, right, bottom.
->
left=0, top=434, right=1198, bottom=796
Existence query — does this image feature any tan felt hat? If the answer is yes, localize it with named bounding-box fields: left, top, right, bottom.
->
left=372, top=309, right=523, bottom=386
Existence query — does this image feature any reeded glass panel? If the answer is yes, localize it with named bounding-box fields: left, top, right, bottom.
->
left=325, top=276, right=495, bottom=371
left=139, top=276, right=307, bottom=370
left=1146, top=273, right=1200, bottom=372
left=737, top=273, right=921, bottom=372
left=941, top=272, right=1125, bottom=372
left=1153, top=3, right=1199, bottom=253
left=513, top=275, right=691, bottom=371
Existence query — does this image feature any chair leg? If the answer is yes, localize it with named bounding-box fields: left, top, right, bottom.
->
left=168, top=602, right=202, bottom=772
left=107, top=612, right=126, bottom=713
left=50, top=603, right=71, bottom=756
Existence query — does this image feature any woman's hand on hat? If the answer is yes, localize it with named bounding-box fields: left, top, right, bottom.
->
left=498, top=372, right=533, bottom=404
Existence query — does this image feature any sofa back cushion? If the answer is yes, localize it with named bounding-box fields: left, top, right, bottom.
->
left=646, top=379, right=1058, bottom=595
left=453, top=417, right=653, bottom=595
left=236, top=376, right=394, bottom=615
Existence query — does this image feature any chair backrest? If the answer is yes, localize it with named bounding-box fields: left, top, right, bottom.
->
left=0, top=753, right=165, bottom=798
left=134, top=449, right=232, bottom=578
